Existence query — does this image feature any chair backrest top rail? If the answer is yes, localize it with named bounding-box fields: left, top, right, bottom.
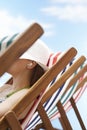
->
left=0, top=23, right=44, bottom=76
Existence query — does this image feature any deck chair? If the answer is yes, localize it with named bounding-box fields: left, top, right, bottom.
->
left=51, top=65, right=87, bottom=130
left=59, top=72, right=87, bottom=130
left=39, top=60, right=87, bottom=130
left=28, top=56, right=87, bottom=130
left=0, top=23, right=79, bottom=130
left=16, top=57, right=85, bottom=129
left=1, top=76, right=86, bottom=130
left=0, top=28, right=86, bottom=130
left=0, top=43, right=77, bottom=130
left=0, top=24, right=86, bottom=129
left=48, top=58, right=87, bottom=130
left=70, top=75, right=87, bottom=128
left=40, top=55, right=87, bottom=130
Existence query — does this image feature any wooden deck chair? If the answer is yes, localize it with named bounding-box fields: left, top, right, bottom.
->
left=0, top=24, right=86, bottom=129
left=43, top=59, right=87, bottom=129
left=56, top=65, right=87, bottom=130
left=30, top=56, right=86, bottom=130
left=61, top=69, right=87, bottom=130
left=26, top=52, right=86, bottom=130
left=0, top=46, right=77, bottom=130
left=70, top=75, right=87, bottom=128
left=50, top=62, right=87, bottom=130
left=20, top=57, right=84, bottom=130
left=40, top=62, right=87, bottom=130
left=21, top=56, right=87, bottom=130
left=2, top=63, right=86, bottom=130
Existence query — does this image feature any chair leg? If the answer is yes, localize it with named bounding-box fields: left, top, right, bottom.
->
left=57, top=101, right=72, bottom=130
left=70, top=97, right=86, bottom=130
left=59, top=117, right=67, bottom=130
left=37, top=102, right=55, bottom=130
left=33, top=123, right=45, bottom=130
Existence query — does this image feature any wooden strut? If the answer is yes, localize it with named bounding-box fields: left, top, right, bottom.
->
left=37, top=102, right=54, bottom=130
left=70, top=97, right=86, bottom=130
left=57, top=101, right=72, bottom=130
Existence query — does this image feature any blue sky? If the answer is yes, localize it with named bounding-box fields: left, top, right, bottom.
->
left=0, top=0, right=87, bottom=56
left=0, top=0, right=87, bottom=129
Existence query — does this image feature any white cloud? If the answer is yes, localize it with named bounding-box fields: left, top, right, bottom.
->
left=42, top=5, right=87, bottom=22
left=0, top=10, right=34, bottom=38
left=0, top=10, right=54, bottom=38
left=51, top=0, right=87, bottom=4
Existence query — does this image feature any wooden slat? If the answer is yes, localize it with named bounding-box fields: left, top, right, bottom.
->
left=68, top=75, right=87, bottom=130
left=70, top=97, right=86, bottom=130
left=37, top=102, right=54, bottom=130
left=0, top=23, right=44, bottom=76
left=57, top=101, right=72, bottom=130
left=59, top=117, right=67, bottom=130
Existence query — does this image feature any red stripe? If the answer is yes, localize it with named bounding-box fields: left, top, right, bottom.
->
left=47, top=53, right=53, bottom=66
left=52, top=52, right=61, bottom=65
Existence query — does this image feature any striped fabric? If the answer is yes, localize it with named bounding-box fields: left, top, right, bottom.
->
left=48, top=67, right=87, bottom=120
left=0, top=35, right=86, bottom=130
left=0, top=33, right=19, bottom=55
left=50, top=84, right=87, bottom=120
left=26, top=53, right=86, bottom=130
left=25, top=54, right=75, bottom=129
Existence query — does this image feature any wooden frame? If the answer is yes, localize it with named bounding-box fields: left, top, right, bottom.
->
left=0, top=23, right=86, bottom=129
left=0, top=46, right=77, bottom=130
left=40, top=57, right=87, bottom=130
